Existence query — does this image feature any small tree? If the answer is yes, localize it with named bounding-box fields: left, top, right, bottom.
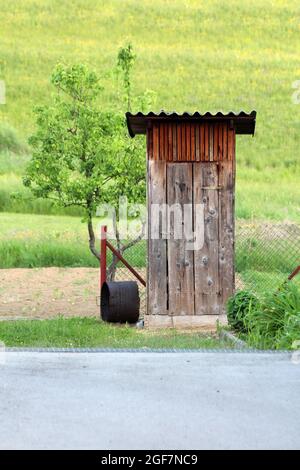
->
left=24, top=50, right=148, bottom=268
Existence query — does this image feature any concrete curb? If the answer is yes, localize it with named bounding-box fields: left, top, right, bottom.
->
left=3, top=347, right=292, bottom=354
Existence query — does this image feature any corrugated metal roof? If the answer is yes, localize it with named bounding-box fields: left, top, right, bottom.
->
left=126, top=110, right=256, bottom=137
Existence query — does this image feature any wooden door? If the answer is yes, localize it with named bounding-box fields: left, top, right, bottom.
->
left=194, top=162, right=220, bottom=314
left=147, top=124, right=235, bottom=318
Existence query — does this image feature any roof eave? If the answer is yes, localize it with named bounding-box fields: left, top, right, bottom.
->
left=126, top=111, right=256, bottom=137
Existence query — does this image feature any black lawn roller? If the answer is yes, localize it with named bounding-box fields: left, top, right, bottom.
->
left=100, top=281, right=140, bottom=323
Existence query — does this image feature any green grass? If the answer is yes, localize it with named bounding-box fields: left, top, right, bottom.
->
left=0, top=213, right=299, bottom=273
left=0, top=239, right=98, bottom=268
left=1, top=165, right=300, bottom=221
left=0, top=212, right=147, bottom=268
left=0, top=316, right=229, bottom=348
left=0, top=123, right=28, bottom=154
left=236, top=238, right=299, bottom=274
left=233, top=281, right=300, bottom=350
left=240, top=271, right=288, bottom=296
left=1, top=0, right=300, bottom=167
left=0, top=212, right=96, bottom=267
left=0, top=173, right=85, bottom=215
left=236, top=167, right=300, bottom=223
left=1, top=0, right=300, bottom=222
left=0, top=0, right=299, bottom=278
left=0, top=152, right=30, bottom=175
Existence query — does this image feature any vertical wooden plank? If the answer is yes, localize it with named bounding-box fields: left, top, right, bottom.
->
left=209, top=124, right=214, bottom=161
left=191, top=123, right=195, bottom=161
left=218, top=123, right=223, bottom=161
left=153, top=123, right=159, bottom=161
left=172, top=123, right=177, bottom=161
left=193, top=162, right=220, bottom=315
left=164, top=122, right=168, bottom=161
left=159, top=123, right=164, bottom=161
left=148, top=160, right=168, bottom=315
left=177, top=124, right=182, bottom=161
left=200, top=124, right=205, bottom=161
left=195, top=124, right=200, bottom=161
left=168, top=123, right=173, bottom=162
left=213, top=123, right=219, bottom=161
left=147, top=127, right=153, bottom=160
left=218, top=160, right=235, bottom=313
left=167, top=163, right=194, bottom=316
left=222, top=122, right=227, bottom=161
left=186, top=123, right=191, bottom=161
left=181, top=123, right=186, bottom=161
left=204, top=123, right=209, bottom=162
left=228, top=126, right=235, bottom=161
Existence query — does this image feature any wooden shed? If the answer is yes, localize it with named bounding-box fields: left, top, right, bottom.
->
left=126, top=111, right=256, bottom=329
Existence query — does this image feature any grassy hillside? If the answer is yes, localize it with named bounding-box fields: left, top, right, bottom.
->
left=0, top=0, right=299, bottom=166
left=0, top=1, right=299, bottom=227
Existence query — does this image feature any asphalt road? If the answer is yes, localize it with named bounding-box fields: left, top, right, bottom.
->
left=0, top=351, right=299, bottom=450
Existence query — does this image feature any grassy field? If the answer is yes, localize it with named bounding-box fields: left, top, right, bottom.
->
left=0, top=212, right=146, bottom=268
left=1, top=0, right=300, bottom=155
left=0, top=316, right=230, bottom=348
left=0, top=212, right=298, bottom=301
left=0, top=0, right=299, bottom=282
left=0, top=164, right=300, bottom=222
left=0, top=1, right=299, bottom=219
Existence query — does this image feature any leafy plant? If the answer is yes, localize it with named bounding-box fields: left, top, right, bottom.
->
left=244, top=281, right=300, bottom=350
left=227, top=290, right=259, bottom=333
left=24, top=46, right=149, bottom=271
left=24, top=63, right=120, bottom=260
left=117, top=43, right=136, bottom=112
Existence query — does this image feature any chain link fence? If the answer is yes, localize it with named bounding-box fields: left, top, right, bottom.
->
left=105, top=237, right=147, bottom=318
left=105, top=221, right=300, bottom=317
left=236, top=221, right=300, bottom=295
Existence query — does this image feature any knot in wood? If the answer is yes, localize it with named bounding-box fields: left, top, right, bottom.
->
left=178, top=182, right=186, bottom=192
left=202, top=256, right=209, bottom=266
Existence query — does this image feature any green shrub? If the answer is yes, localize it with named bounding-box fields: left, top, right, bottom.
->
left=227, top=290, right=259, bottom=333
left=244, top=282, right=300, bottom=350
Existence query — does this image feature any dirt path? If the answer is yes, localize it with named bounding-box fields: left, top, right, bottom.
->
left=0, top=268, right=100, bottom=319
left=0, top=267, right=241, bottom=319
left=0, top=267, right=147, bottom=319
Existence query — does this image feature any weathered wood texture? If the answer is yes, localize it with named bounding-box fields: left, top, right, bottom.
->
left=148, top=122, right=233, bottom=162
left=147, top=121, right=235, bottom=319
left=193, top=163, right=220, bottom=315
left=147, top=160, right=168, bottom=315
left=167, top=163, right=194, bottom=316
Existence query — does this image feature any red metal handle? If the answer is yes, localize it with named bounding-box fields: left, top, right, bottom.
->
left=288, top=265, right=300, bottom=281
left=100, top=225, right=107, bottom=288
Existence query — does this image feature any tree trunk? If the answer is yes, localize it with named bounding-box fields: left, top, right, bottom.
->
left=88, top=216, right=100, bottom=261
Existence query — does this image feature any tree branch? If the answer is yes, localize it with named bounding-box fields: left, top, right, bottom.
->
left=120, top=221, right=146, bottom=251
